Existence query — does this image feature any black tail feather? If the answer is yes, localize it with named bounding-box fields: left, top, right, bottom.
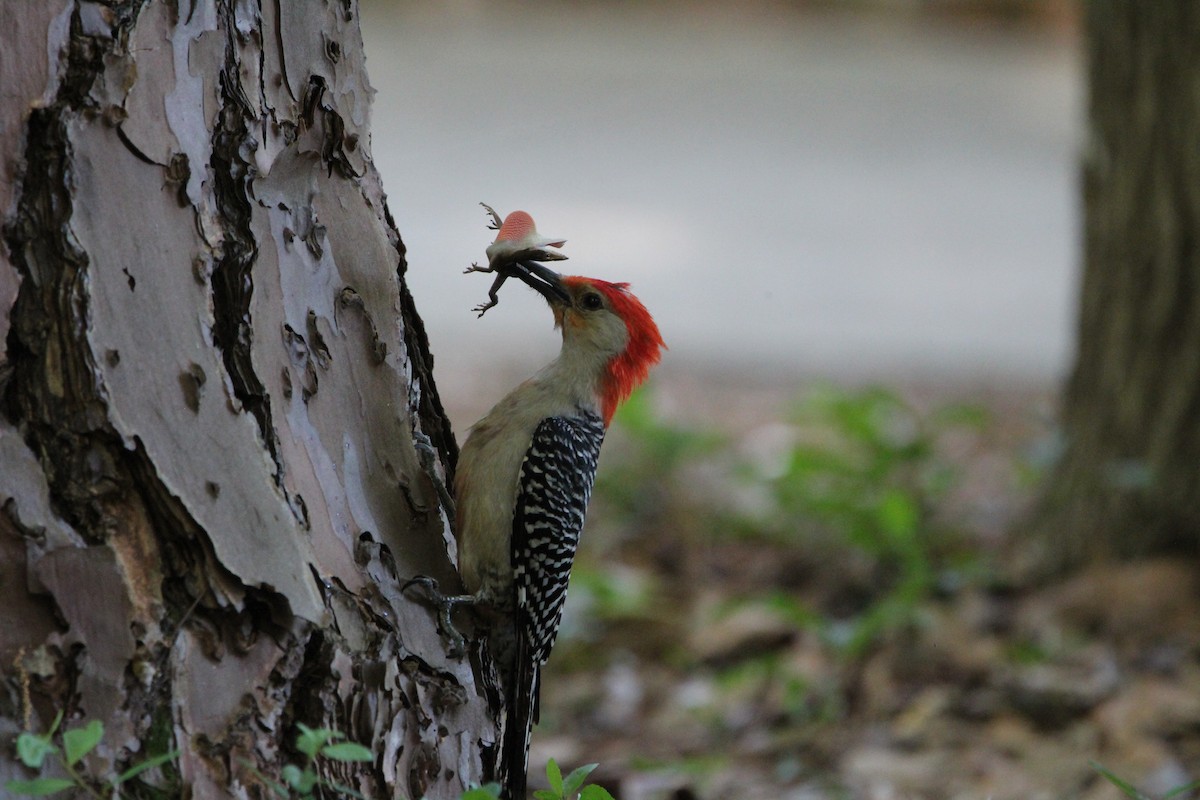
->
left=500, top=635, right=538, bottom=799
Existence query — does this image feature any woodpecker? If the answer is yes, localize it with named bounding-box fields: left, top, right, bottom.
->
left=465, top=202, right=568, bottom=317
left=449, top=219, right=664, bottom=798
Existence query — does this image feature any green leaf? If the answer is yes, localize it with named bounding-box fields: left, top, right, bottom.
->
left=63, top=720, right=104, bottom=767
left=294, top=768, right=318, bottom=794
left=461, top=786, right=503, bottom=800
left=1165, top=778, right=1200, bottom=800
left=320, top=742, right=373, bottom=763
left=294, top=724, right=329, bottom=759
left=1090, top=761, right=1151, bottom=800
left=281, top=764, right=305, bottom=789
left=15, top=732, right=58, bottom=769
left=533, top=792, right=557, bottom=800
left=115, top=749, right=181, bottom=783
left=545, top=758, right=563, bottom=797
left=562, top=763, right=599, bottom=797
left=580, top=785, right=616, bottom=800
left=5, top=777, right=78, bottom=796
left=876, top=488, right=918, bottom=542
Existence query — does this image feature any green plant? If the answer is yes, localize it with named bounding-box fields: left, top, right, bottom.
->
left=1091, top=761, right=1200, bottom=800
left=249, top=724, right=373, bottom=799
left=448, top=761, right=613, bottom=800
left=533, top=759, right=615, bottom=800
left=6, top=711, right=179, bottom=798
left=746, top=385, right=986, bottom=655
left=457, top=784, right=503, bottom=800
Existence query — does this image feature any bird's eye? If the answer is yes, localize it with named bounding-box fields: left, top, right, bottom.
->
left=581, top=293, right=603, bottom=311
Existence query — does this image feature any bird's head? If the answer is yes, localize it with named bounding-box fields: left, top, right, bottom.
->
left=540, top=274, right=665, bottom=424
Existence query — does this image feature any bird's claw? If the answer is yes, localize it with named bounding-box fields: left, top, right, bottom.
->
left=412, top=430, right=454, bottom=520
left=402, top=576, right=472, bottom=658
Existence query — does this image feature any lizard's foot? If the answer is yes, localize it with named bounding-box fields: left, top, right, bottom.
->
left=472, top=299, right=498, bottom=318
left=403, top=576, right=475, bottom=657
left=464, top=261, right=494, bottom=275
left=479, top=202, right=502, bottom=230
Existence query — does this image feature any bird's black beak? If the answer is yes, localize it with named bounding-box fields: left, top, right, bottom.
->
left=513, top=261, right=570, bottom=305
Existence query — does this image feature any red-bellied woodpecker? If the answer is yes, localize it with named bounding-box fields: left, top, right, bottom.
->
left=418, top=216, right=664, bottom=798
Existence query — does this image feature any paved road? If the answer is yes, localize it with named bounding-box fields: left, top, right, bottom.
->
left=360, top=2, right=1081, bottom=386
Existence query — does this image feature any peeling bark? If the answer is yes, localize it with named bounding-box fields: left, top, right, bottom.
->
left=0, top=2, right=491, bottom=797
left=1036, top=2, right=1200, bottom=570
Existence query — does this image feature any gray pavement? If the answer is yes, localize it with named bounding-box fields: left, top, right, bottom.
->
left=359, top=2, right=1081, bottom=386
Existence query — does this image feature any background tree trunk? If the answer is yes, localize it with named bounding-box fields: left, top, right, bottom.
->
left=1036, top=2, right=1200, bottom=570
left=0, top=2, right=493, bottom=797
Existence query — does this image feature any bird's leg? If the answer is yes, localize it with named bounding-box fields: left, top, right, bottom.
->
left=402, top=576, right=476, bottom=658
left=480, top=202, right=503, bottom=230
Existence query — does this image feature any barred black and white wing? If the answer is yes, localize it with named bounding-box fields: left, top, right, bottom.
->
left=512, top=411, right=605, bottom=662
left=501, top=410, right=605, bottom=799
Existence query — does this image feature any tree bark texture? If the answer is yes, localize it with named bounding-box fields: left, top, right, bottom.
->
left=1038, top=2, right=1200, bottom=568
left=0, top=2, right=492, bottom=797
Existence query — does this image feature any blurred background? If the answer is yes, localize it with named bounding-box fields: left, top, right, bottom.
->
left=360, top=3, right=1200, bottom=799
left=362, top=0, right=1079, bottom=395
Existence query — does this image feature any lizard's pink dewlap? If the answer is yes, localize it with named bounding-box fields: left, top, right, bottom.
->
left=495, top=211, right=536, bottom=242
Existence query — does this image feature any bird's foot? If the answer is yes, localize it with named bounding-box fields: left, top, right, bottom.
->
left=403, top=576, right=475, bottom=658
left=412, top=430, right=454, bottom=519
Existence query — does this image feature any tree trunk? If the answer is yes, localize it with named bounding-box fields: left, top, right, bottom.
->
left=1036, top=2, right=1200, bottom=570
left=0, top=2, right=493, bottom=797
